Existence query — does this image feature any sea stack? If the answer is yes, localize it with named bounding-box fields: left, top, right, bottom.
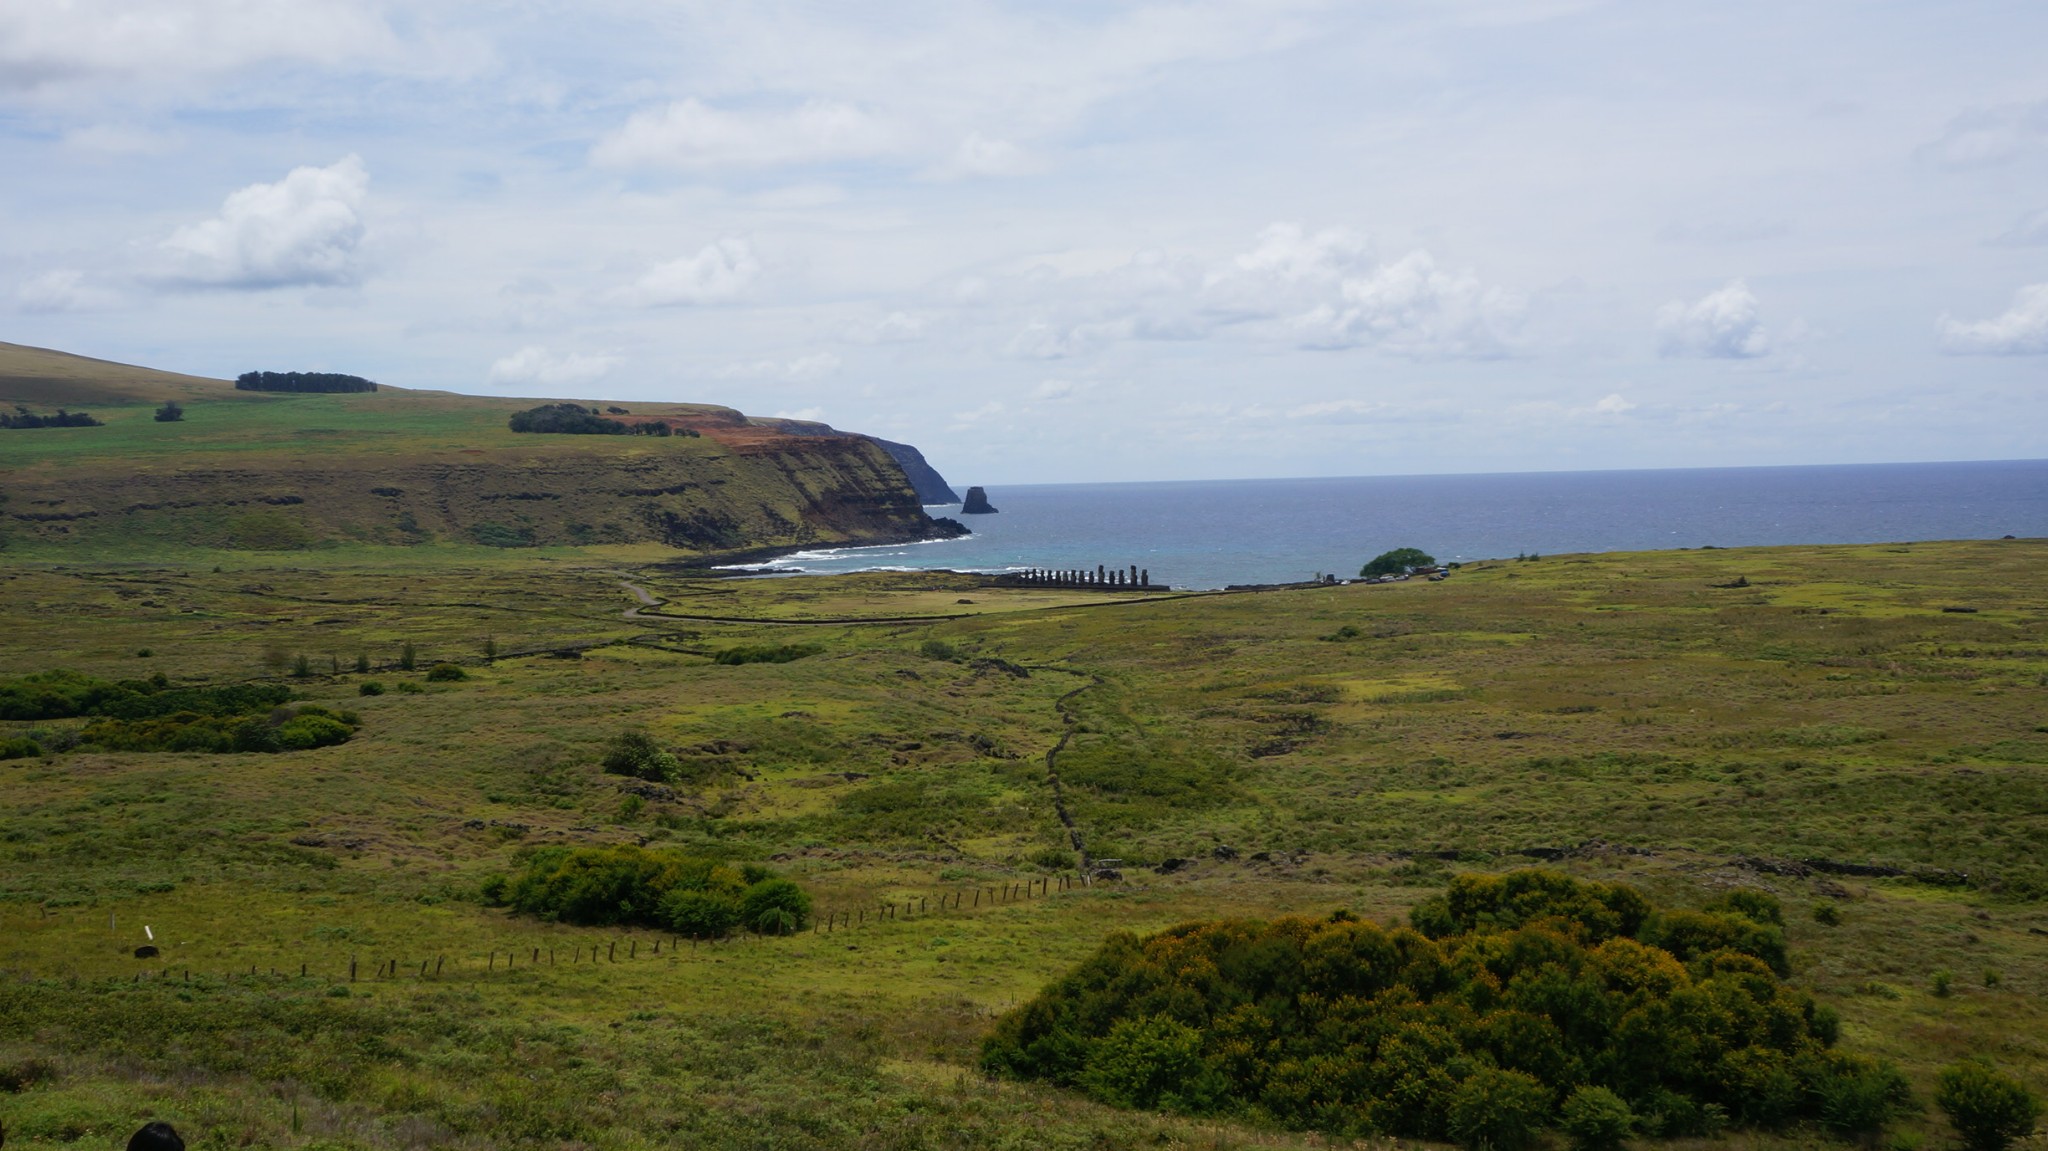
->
left=961, top=486, right=998, bottom=514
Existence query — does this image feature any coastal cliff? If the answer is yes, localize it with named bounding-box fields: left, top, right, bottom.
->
left=0, top=342, right=966, bottom=557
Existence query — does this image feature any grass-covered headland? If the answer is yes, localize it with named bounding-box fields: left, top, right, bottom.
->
left=0, top=539, right=2043, bottom=1149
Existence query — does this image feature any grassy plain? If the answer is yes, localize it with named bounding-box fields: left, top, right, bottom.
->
left=1, top=540, right=2045, bottom=1149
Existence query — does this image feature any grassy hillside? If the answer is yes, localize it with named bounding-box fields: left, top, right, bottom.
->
left=0, top=540, right=2042, bottom=1149
left=0, top=344, right=956, bottom=558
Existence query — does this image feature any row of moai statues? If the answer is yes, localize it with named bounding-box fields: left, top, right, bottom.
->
left=1014, top=564, right=1152, bottom=589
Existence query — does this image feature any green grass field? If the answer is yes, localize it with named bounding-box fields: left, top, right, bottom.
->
left=2, top=540, right=2045, bottom=1149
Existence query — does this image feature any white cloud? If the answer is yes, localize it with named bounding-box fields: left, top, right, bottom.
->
left=1990, top=209, right=2048, bottom=247
left=785, top=352, right=842, bottom=382
left=849, top=311, right=928, bottom=343
left=1656, top=280, right=1770, bottom=358
left=716, top=352, right=841, bottom=383
left=0, top=0, right=407, bottom=99
left=933, top=132, right=1036, bottom=179
left=486, top=346, right=621, bottom=389
left=591, top=99, right=899, bottom=171
left=1029, top=379, right=1080, bottom=401
left=1224, top=222, right=1372, bottom=284
left=620, top=238, right=759, bottom=306
left=1939, top=284, right=2048, bottom=355
left=61, top=123, right=178, bottom=155
left=774, top=407, right=827, bottom=422
left=16, top=268, right=122, bottom=312
left=1592, top=393, right=1636, bottom=414
left=160, top=155, right=369, bottom=289
left=1291, top=250, right=1524, bottom=358
left=948, top=400, right=1006, bottom=431
left=1917, top=101, right=2048, bottom=170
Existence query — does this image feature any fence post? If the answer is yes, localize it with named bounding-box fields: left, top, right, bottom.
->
left=350, top=956, right=357, bottom=982
left=489, top=951, right=495, bottom=971
left=437, top=956, right=445, bottom=975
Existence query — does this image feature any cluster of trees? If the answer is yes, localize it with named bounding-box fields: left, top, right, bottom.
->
left=1361, top=548, right=1436, bottom=578
left=1, top=406, right=101, bottom=428
left=506, top=403, right=698, bottom=436
left=983, top=870, right=1915, bottom=1144
left=81, top=702, right=357, bottom=753
left=235, top=371, right=378, bottom=393
left=0, top=669, right=355, bottom=753
left=487, top=845, right=811, bottom=938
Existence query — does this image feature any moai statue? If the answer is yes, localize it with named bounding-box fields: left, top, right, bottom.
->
left=1130, top=564, right=1139, bottom=586
left=1097, top=564, right=1106, bottom=584
left=1141, top=568, right=1150, bottom=587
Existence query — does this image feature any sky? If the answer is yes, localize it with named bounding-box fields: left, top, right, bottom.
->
left=3, top=1, right=2045, bottom=485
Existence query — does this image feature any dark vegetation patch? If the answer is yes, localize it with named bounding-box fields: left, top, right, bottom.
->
left=488, top=845, right=810, bottom=937
left=984, top=870, right=1905, bottom=1142
left=1, top=406, right=101, bottom=428
left=507, top=403, right=699, bottom=436
left=0, top=670, right=355, bottom=753
left=714, top=643, right=822, bottom=666
left=235, top=371, right=378, bottom=393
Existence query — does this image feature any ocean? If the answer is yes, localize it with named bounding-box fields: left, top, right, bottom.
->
left=745, top=459, right=2048, bottom=590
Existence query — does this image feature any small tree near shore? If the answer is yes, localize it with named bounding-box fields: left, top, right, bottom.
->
left=1361, top=547, right=1436, bottom=578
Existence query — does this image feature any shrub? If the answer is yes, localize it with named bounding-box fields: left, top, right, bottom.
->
left=739, top=878, right=812, bottom=934
left=1560, top=1085, right=1635, bottom=1151
left=1936, top=1061, right=2041, bottom=1151
left=154, top=401, right=183, bottom=422
left=1808, top=1051, right=1914, bottom=1139
left=1081, top=1015, right=1228, bottom=1115
left=1933, top=968, right=1955, bottom=997
left=424, top=662, right=467, bottom=682
left=714, top=643, right=822, bottom=666
left=601, top=730, right=680, bottom=784
left=277, top=714, right=353, bottom=750
left=399, top=642, right=416, bottom=671
left=396, top=681, right=423, bottom=694
left=0, top=736, right=44, bottom=760
left=661, top=889, right=742, bottom=939
left=1448, top=1068, right=1550, bottom=1151
left=358, top=681, right=385, bottom=696
left=1814, top=903, right=1843, bottom=926
left=505, top=845, right=804, bottom=941
left=986, top=869, right=1884, bottom=1140
left=920, top=638, right=960, bottom=661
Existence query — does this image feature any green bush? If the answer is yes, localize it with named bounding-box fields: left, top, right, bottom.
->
left=1448, top=1068, right=1550, bottom=1151
left=278, top=714, right=353, bottom=750
left=358, top=681, right=385, bottom=696
left=1936, top=1061, right=2041, bottom=1151
left=1081, top=1015, right=1228, bottom=1115
left=396, top=681, right=423, bottom=694
left=424, top=662, right=467, bottom=682
left=601, top=730, right=680, bottom=783
left=739, top=878, right=812, bottom=934
left=1809, top=1051, right=1914, bottom=1139
left=713, top=643, right=822, bottom=666
left=984, top=869, right=1902, bottom=1140
left=1, top=735, right=45, bottom=759
left=661, top=889, right=742, bottom=939
left=1560, top=1085, right=1635, bottom=1151
left=919, top=638, right=959, bottom=661
left=505, top=846, right=806, bottom=940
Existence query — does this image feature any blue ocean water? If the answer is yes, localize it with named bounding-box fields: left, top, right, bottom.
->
left=747, top=460, right=2048, bottom=590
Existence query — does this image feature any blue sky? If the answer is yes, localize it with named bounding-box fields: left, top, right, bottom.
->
left=3, top=1, right=2044, bottom=483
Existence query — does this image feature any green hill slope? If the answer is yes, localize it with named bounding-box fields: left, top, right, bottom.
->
left=0, top=343, right=963, bottom=557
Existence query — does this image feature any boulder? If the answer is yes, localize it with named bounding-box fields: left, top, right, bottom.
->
left=960, top=486, right=998, bottom=514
